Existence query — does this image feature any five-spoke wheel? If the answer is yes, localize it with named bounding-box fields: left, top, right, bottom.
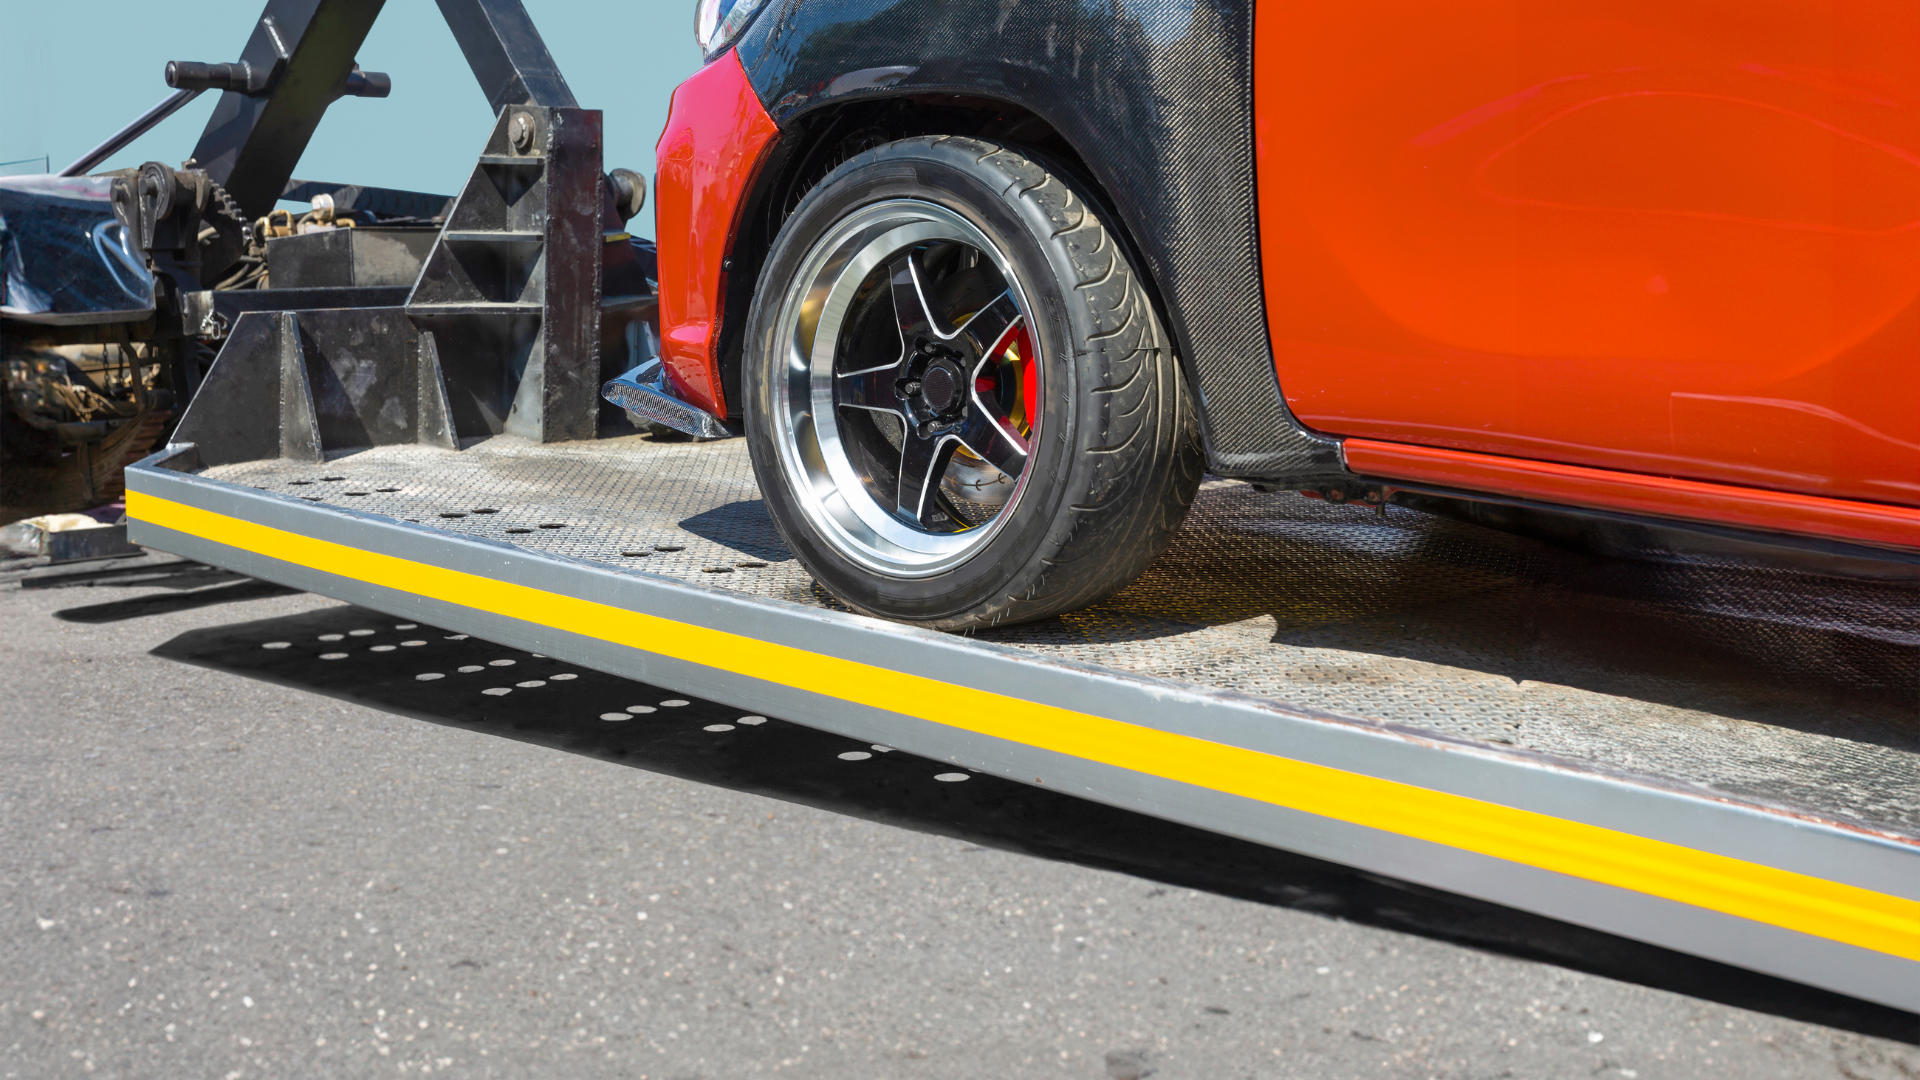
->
left=832, top=240, right=1030, bottom=530
left=745, top=138, right=1201, bottom=629
left=766, top=199, right=1041, bottom=576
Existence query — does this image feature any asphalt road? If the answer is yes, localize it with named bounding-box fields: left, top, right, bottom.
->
left=2, top=559, right=1914, bottom=1079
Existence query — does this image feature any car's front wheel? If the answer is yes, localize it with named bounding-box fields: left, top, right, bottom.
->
left=743, top=137, right=1201, bottom=630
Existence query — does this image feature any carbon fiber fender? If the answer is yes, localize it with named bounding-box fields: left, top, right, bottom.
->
left=730, top=0, right=1346, bottom=481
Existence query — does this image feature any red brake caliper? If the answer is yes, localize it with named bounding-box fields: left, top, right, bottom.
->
left=979, top=326, right=1037, bottom=432
left=1016, top=326, right=1038, bottom=429
left=974, top=326, right=1038, bottom=437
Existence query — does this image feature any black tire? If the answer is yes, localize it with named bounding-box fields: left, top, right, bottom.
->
left=743, top=137, right=1202, bottom=630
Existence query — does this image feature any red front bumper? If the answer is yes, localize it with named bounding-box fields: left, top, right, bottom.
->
left=653, top=49, right=780, bottom=418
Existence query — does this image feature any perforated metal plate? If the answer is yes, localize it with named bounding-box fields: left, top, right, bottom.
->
left=204, top=434, right=1920, bottom=839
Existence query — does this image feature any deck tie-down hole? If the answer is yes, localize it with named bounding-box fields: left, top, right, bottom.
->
left=538, top=523, right=566, bottom=529
left=736, top=561, right=767, bottom=569
left=654, top=544, right=684, bottom=552
left=376, top=487, right=401, bottom=492
left=702, top=566, right=734, bottom=574
left=505, top=527, right=533, bottom=534
left=472, top=508, right=500, bottom=514
left=288, top=480, right=314, bottom=486
left=620, top=551, right=649, bottom=557
left=440, top=512, right=467, bottom=519
left=345, top=491, right=370, bottom=496
left=321, top=476, right=346, bottom=482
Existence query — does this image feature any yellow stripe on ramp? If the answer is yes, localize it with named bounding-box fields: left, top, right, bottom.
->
left=127, top=489, right=1920, bottom=962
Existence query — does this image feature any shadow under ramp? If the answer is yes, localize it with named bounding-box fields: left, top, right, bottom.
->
left=29, top=559, right=303, bottom=624
left=151, top=602, right=1917, bottom=1044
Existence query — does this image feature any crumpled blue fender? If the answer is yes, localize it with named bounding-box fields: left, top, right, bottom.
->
left=0, top=175, right=154, bottom=325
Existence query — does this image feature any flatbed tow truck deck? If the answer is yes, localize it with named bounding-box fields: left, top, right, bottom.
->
left=125, top=435, right=1920, bottom=1012
left=12, top=0, right=1907, bottom=1031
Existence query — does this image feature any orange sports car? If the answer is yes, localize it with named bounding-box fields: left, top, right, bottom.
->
left=632, top=0, right=1920, bottom=628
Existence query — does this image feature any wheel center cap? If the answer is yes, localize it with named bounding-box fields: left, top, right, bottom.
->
left=919, top=360, right=965, bottom=414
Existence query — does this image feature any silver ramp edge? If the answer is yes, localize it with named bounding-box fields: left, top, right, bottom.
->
left=125, top=447, right=1920, bottom=1011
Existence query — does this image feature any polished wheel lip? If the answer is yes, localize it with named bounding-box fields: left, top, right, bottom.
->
left=768, top=199, right=1041, bottom=579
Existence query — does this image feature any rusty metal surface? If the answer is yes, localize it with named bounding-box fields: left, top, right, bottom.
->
left=205, top=435, right=1920, bottom=835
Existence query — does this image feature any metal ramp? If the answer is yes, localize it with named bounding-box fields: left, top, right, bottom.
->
left=125, top=434, right=1920, bottom=1012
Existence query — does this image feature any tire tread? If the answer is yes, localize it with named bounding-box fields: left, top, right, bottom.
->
left=931, top=137, right=1201, bottom=628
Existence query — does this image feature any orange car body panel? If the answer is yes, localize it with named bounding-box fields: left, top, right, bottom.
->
left=1345, top=439, right=1920, bottom=552
left=654, top=49, right=778, bottom=418
left=1254, top=1, right=1920, bottom=526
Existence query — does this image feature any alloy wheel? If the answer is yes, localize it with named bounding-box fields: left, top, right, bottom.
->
left=768, top=199, right=1043, bottom=577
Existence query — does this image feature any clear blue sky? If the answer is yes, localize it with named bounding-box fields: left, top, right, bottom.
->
left=0, top=0, right=702, bottom=234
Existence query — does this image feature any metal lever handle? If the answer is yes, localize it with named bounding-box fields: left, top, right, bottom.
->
left=166, top=60, right=273, bottom=94
left=341, top=67, right=392, bottom=98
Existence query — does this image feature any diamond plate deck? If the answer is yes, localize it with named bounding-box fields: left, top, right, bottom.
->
left=204, top=433, right=1920, bottom=839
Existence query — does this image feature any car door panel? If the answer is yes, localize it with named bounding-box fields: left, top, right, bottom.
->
left=1255, top=0, right=1920, bottom=506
